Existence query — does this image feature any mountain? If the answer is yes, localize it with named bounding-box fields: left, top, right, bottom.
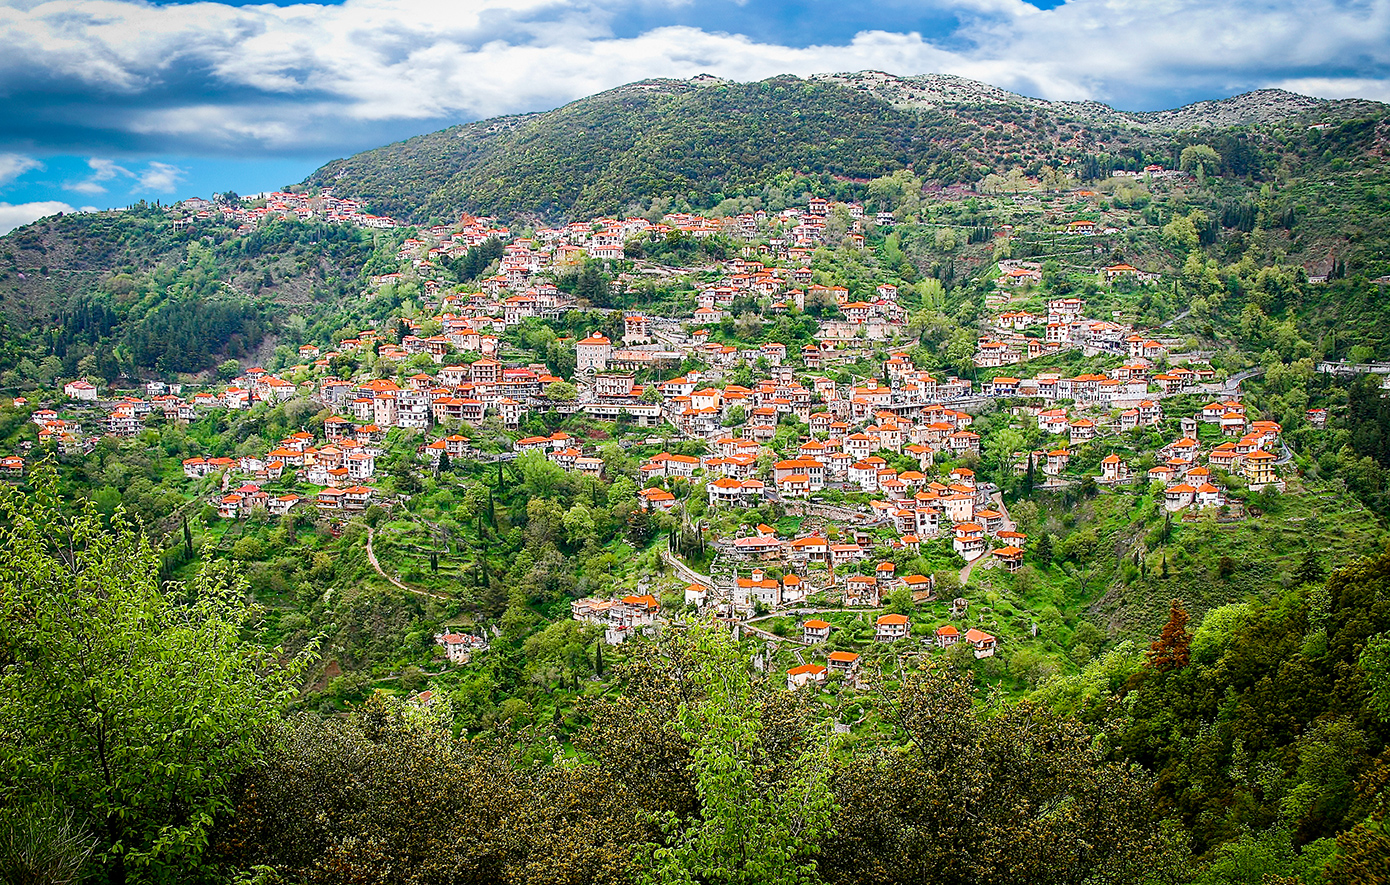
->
left=811, top=72, right=1355, bottom=130
left=2, top=70, right=1387, bottom=380
left=305, top=71, right=1383, bottom=224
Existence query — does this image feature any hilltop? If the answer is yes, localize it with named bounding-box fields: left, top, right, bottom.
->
left=813, top=71, right=1365, bottom=130
left=306, top=71, right=1385, bottom=223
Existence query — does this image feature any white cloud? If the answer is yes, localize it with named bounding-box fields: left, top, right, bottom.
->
left=1274, top=77, right=1390, bottom=104
left=64, top=157, right=185, bottom=194
left=0, top=153, right=42, bottom=185
left=0, top=200, right=76, bottom=235
left=135, top=161, right=185, bottom=192
left=0, top=0, right=1386, bottom=153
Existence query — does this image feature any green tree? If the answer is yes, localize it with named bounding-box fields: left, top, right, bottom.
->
left=546, top=380, right=578, bottom=402
left=1162, top=215, right=1200, bottom=252
left=0, top=464, right=302, bottom=883
left=1179, top=144, right=1221, bottom=175
left=822, top=666, right=1182, bottom=884
left=640, top=625, right=835, bottom=885
left=985, top=427, right=1024, bottom=487
left=1362, top=632, right=1390, bottom=723
left=1297, top=546, right=1326, bottom=586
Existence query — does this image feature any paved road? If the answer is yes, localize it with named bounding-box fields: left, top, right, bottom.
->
left=1159, top=308, right=1191, bottom=329
left=956, top=491, right=1020, bottom=586
left=1202, top=368, right=1263, bottom=398
left=1276, top=440, right=1294, bottom=466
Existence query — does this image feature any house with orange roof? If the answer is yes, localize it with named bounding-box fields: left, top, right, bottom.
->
left=1164, top=483, right=1198, bottom=511
left=638, top=487, right=677, bottom=511
left=803, top=619, right=831, bottom=644
left=994, top=546, right=1025, bottom=572
left=953, top=522, right=987, bottom=560
left=900, top=574, right=934, bottom=600
left=788, top=536, right=829, bottom=562
left=684, top=583, right=708, bottom=607
left=1243, top=450, right=1279, bottom=489
left=964, top=628, right=998, bottom=658
left=1100, top=454, right=1130, bottom=483
left=787, top=663, right=828, bottom=690
left=826, top=651, right=861, bottom=676
left=875, top=613, right=911, bottom=643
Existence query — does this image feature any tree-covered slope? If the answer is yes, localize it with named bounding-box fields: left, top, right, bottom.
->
left=0, top=206, right=382, bottom=379
left=309, top=76, right=974, bottom=222
left=305, top=72, right=1386, bottom=225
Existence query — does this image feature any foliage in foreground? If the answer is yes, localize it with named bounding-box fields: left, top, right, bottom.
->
left=3, top=472, right=1389, bottom=884
left=218, top=624, right=1179, bottom=885
left=0, top=466, right=303, bottom=884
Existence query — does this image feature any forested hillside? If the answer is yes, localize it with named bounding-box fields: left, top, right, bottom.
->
left=310, top=76, right=979, bottom=221
left=306, top=72, right=1389, bottom=226
left=0, top=206, right=384, bottom=379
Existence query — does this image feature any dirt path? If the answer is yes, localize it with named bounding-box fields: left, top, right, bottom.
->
left=364, top=524, right=451, bottom=601
left=959, top=551, right=990, bottom=586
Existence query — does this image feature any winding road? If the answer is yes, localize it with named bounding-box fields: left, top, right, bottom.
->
left=364, top=524, right=451, bottom=601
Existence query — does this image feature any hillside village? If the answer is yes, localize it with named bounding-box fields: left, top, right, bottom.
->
left=6, top=63, right=1390, bottom=884
left=3, top=180, right=1331, bottom=683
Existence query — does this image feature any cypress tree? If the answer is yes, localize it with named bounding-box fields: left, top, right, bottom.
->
left=1296, top=547, right=1325, bottom=586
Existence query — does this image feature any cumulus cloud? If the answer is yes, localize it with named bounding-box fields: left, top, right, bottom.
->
left=0, top=200, right=77, bottom=235
left=0, top=0, right=1385, bottom=156
left=135, top=161, right=185, bottom=192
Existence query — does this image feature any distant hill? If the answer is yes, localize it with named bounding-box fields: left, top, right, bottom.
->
left=305, top=71, right=1382, bottom=224
left=810, top=72, right=1359, bottom=130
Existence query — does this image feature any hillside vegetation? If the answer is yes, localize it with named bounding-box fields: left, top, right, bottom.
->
left=4, top=70, right=1390, bottom=885
left=307, top=72, right=1388, bottom=225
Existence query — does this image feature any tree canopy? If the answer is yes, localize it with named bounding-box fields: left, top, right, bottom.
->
left=0, top=463, right=303, bottom=884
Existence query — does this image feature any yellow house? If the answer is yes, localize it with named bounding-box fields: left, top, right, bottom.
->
left=1243, top=450, right=1278, bottom=488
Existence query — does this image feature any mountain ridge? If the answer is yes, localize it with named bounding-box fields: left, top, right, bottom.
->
left=304, top=70, right=1384, bottom=224
left=811, top=71, right=1350, bottom=129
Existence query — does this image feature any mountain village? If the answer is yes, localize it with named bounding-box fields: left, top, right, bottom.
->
left=5, top=183, right=1325, bottom=685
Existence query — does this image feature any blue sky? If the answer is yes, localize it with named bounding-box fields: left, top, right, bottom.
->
left=2, top=0, right=1388, bottom=233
